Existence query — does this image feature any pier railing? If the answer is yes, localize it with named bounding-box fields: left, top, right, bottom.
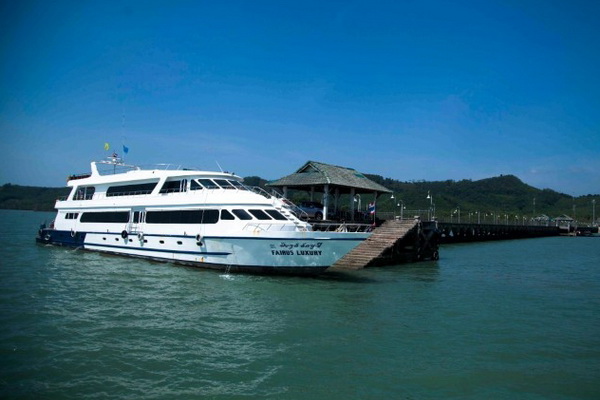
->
left=375, top=210, right=584, bottom=228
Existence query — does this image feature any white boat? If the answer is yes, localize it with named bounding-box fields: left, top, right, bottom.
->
left=36, top=156, right=371, bottom=274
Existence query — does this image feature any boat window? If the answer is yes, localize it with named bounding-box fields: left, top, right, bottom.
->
left=146, top=209, right=219, bottom=224
left=265, top=209, right=288, bottom=220
left=65, top=212, right=79, bottom=220
left=213, top=179, right=236, bottom=189
left=159, top=179, right=187, bottom=194
left=248, top=210, right=273, bottom=220
left=198, top=179, right=219, bottom=189
left=73, top=186, right=95, bottom=200
left=221, top=210, right=235, bottom=220
left=228, top=180, right=247, bottom=190
left=80, top=211, right=130, bottom=223
left=190, top=180, right=203, bottom=191
left=232, top=209, right=253, bottom=220
left=107, top=182, right=157, bottom=197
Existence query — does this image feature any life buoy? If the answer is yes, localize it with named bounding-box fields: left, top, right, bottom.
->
left=137, top=232, right=144, bottom=241
left=121, top=230, right=128, bottom=239
left=196, top=234, right=203, bottom=246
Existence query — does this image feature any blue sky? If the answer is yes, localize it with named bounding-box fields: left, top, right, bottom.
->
left=1, top=0, right=599, bottom=195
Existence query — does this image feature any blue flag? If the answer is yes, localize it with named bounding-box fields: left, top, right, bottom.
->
left=123, top=144, right=129, bottom=154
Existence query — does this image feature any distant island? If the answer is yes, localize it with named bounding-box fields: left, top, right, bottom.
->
left=1, top=174, right=598, bottom=223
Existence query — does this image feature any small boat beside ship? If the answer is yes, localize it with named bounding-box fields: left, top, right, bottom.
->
left=36, top=156, right=372, bottom=274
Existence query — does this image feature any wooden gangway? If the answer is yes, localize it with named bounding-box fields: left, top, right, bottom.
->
left=331, top=219, right=439, bottom=271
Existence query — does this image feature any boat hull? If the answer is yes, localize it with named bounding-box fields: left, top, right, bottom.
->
left=36, top=228, right=368, bottom=275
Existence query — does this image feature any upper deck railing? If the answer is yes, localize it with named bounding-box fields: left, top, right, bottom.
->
left=248, top=187, right=309, bottom=220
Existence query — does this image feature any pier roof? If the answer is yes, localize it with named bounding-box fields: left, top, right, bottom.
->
left=267, top=161, right=391, bottom=195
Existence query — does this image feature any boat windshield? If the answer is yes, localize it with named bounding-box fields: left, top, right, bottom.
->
left=197, top=179, right=219, bottom=189
left=213, top=179, right=236, bottom=189
left=228, top=180, right=248, bottom=190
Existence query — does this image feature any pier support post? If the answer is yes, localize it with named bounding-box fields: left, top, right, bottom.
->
left=350, top=188, right=356, bottom=221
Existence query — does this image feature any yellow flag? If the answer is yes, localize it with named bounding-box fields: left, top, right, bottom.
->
left=104, top=142, right=110, bottom=151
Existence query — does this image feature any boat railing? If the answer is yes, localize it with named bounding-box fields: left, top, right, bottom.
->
left=248, top=187, right=308, bottom=220
left=57, top=185, right=244, bottom=202
left=243, top=222, right=277, bottom=232
left=248, top=186, right=273, bottom=199
left=67, top=173, right=92, bottom=181
left=93, top=160, right=193, bottom=176
left=283, top=202, right=309, bottom=220
left=107, top=190, right=155, bottom=197
left=138, top=163, right=187, bottom=171
left=310, top=222, right=374, bottom=233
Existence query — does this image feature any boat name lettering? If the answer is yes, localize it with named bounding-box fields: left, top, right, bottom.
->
left=272, top=242, right=323, bottom=250
left=270, top=249, right=323, bottom=256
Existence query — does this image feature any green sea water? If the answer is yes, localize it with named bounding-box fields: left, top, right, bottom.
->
left=1, top=209, right=599, bottom=399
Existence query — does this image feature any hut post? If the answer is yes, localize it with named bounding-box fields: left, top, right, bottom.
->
left=323, top=184, right=330, bottom=220
left=372, top=191, right=378, bottom=223
left=350, top=188, right=356, bottom=221
left=334, top=187, right=340, bottom=218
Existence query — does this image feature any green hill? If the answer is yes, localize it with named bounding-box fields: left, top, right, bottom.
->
left=1, top=175, right=597, bottom=223
left=0, top=184, right=69, bottom=211
left=363, top=174, right=597, bottom=223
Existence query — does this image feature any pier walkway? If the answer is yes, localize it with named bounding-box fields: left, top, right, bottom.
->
left=331, top=220, right=439, bottom=270
left=437, top=222, right=561, bottom=244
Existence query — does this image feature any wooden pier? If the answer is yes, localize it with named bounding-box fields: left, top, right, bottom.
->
left=331, top=219, right=440, bottom=271
left=328, top=219, right=570, bottom=271
left=437, top=222, right=561, bottom=244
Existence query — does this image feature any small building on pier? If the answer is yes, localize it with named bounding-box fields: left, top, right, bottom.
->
left=266, top=160, right=392, bottom=221
left=554, top=214, right=574, bottom=226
